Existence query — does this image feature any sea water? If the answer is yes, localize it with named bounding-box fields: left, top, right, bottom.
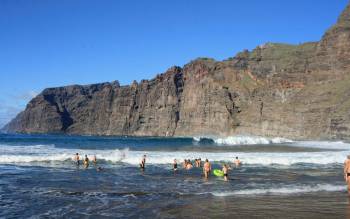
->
left=0, top=134, right=349, bottom=218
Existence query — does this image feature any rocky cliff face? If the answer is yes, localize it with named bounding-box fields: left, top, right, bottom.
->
left=4, top=2, right=350, bottom=140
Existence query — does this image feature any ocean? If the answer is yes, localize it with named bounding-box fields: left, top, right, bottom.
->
left=0, top=134, right=349, bottom=218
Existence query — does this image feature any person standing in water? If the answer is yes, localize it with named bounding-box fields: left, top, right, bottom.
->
left=234, top=156, right=241, bottom=167
left=344, top=155, right=350, bottom=195
left=195, top=159, right=201, bottom=168
left=140, top=155, right=146, bottom=170
left=74, top=153, right=80, bottom=166
left=222, top=164, right=229, bottom=181
left=173, top=159, right=178, bottom=172
left=182, top=159, right=187, bottom=169
left=92, top=155, right=97, bottom=165
left=203, top=159, right=211, bottom=179
left=186, top=160, right=193, bottom=170
left=83, top=155, right=89, bottom=169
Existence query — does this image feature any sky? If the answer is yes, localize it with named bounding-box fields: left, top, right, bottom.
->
left=0, top=0, right=348, bottom=127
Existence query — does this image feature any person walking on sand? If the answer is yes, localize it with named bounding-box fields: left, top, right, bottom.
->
left=140, top=155, right=146, bottom=170
left=83, top=155, right=89, bottom=169
left=222, top=164, right=229, bottom=181
left=74, top=153, right=80, bottom=166
left=203, top=159, right=211, bottom=179
left=344, top=155, right=350, bottom=195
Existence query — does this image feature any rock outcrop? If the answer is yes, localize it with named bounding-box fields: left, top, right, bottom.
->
left=3, top=2, right=350, bottom=140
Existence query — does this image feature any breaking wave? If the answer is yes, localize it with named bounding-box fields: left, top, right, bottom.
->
left=193, top=136, right=350, bottom=150
left=0, top=143, right=348, bottom=166
left=209, top=184, right=345, bottom=196
left=193, top=136, right=293, bottom=145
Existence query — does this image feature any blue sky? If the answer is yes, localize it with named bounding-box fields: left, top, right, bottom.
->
left=0, top=0, right=348, bottom=127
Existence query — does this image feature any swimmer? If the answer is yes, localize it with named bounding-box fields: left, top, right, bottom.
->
left=97, top=167, right=103, bottom=172
left=173, top=159, right=178, bottom=171
left=222, top=164, right=229, bottom=181
left=203, top=159, right=211, bottom=179
left=74, top=153, right=80, bottom=166
left=140, top=155, right=146, bottom=170
left=83, top=155, right=89, bottom=168
left=234, top=156, right=241, bottom=167
left=92, top=155, right=97, bottom=165
left=344, top=155, right=350, bottom=195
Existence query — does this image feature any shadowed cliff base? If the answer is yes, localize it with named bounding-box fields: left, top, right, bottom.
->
left=3, top=2, right=350, bottom=140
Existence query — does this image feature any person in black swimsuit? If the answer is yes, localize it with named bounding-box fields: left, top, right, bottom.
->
left=140, top=155, right=146, bottom=170
left=173, top=159, right=178, bottom=172
left=222, top=164, right=229, bottom=181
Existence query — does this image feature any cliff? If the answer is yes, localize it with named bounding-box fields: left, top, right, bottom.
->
left=3, top=2, right=350, bottom=140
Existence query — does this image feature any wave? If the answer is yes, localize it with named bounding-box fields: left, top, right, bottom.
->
left=214, top=136, right=293, bottom=145
left=0, top=146, right=130, bottom=164
left=193, top=136, right=293, bottom=145
left=290, top=141, right=350, bottom=150
left=0, top=147, right=348, bottom=166
left=209, top=184, right=345, bottom=196
left=0, top=141, right=349, bottom=165
left=193, top=136, right=350, bottom=150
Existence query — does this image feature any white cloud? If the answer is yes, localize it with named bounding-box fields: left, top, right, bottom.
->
left=12, top=90, right=38, bottom=101
left=0, top=104, right=22, bottom=128
left=0, top=90, right=38, bottom=128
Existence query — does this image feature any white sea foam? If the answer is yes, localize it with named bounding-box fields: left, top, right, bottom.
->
left=214, top=136, right=293, bottom=145
left=0, top=144, right=129, bottom=164
left=0, top=147, right=348, bottom=166
left=210, top=184, right=345, bottom=196
left=193, top=135, right=293, bottom=145
left=120, top=150, right=349, bottom=165
left=193, top=136, right=350, bottom=151
left=192, top=137, right=202, bottom=142
left=0, top=142, right=349, bottom=165
left=290, top=141, right=350, bottom=150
